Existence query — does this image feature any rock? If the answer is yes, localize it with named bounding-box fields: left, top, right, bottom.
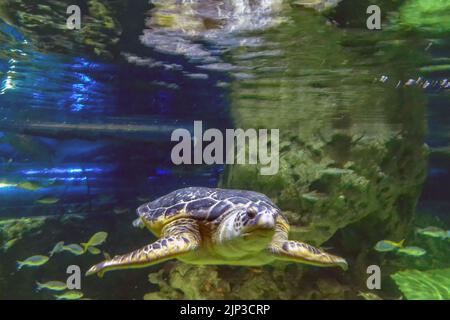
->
left=145, top=264, right=230, bottom=300
left=0, top=0, right=124, bottom=58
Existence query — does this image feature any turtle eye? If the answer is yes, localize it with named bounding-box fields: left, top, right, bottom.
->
left=247, top=208, right=257, bottom=219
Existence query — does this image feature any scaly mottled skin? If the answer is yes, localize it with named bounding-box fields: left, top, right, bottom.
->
left=86, top=187, right=347, bottom=277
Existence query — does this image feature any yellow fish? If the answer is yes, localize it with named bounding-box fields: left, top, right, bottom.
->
left=36, top=281, right=67, bottom=292
left=417, top=226, right=449, bottom=240
left=17, top=181, right=43, bottom=191
left=17, top=255, right=49, bottom=270
left=397, top=246, right=426, bottom=257
left=81, top=232, right=108, bottom=252
left=358, top=291, right=383, bottom=300
left=55, top=290, right=84, bottom=300
left=374, top=239, right=405, bottom=252
left=3, top=238, right=18, bottom=251
left=87, top=246, right=101, bottom=255
left=0, top=180, right=17, bottom=188
left=49, top=241, right=65, bottom=257
left=61, top=244, right=84, bottom=256
left=36, top=196, right=59, bottom=205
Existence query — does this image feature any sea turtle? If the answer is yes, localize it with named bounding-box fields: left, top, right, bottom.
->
left=86, top=187, right=348, bottom=277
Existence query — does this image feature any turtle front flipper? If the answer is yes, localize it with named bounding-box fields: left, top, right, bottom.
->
left=268, top=216, right=347, bottom=270
left=269, top=240, right=348, bottom=270
left=86, top=219, right=200, bottom=277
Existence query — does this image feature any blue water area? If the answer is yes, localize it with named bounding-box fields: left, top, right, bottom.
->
left=0, top=21, right=230, bottom=218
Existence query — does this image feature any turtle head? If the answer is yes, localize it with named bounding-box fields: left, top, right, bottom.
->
left=241, top=206, right=277, bottom=234
left=218, top=205, right=277, bottom=252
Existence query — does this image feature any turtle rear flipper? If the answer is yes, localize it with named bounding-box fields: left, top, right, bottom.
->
left=86, top=219, right=200, bottom=277
left=269, top=240, right=348, bottom=270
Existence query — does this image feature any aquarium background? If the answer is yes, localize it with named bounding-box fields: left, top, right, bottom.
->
left=0, top=0, right=449, bottom=300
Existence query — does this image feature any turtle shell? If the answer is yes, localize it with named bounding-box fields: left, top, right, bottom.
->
left=136, top=187, right=282, bottom=233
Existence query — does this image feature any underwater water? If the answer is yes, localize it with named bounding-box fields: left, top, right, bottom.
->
left=0, top=0, right=449, bottom=300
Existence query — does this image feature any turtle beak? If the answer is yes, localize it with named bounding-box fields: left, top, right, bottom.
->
left=255, top=213, right=275, bottom=230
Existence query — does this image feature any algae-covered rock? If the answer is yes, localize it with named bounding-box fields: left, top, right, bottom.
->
left=0, top=0, right=125, bottom=57
left=398, top=0, right=450, bottom=34
left=145, top=263, right=230, bottom=300
left=145, top=262, right=350, bottom=300
left=0, top=217, right=47, bottom=250
left=220, top=6, right=428, bottom=253
left=391, top=268, right=450, bottom=300
left=230, top=266, right=290, bottom=299
left=292, top=0, right=342, bottom=12
left=144, top=268, right=184, bottom=300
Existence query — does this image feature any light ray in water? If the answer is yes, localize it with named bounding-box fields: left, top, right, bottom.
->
left=21, top=167, right=104, bottom=175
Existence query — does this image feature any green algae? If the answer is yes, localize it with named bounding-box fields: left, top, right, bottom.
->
left=0, top=0, right=124, bottom=57
left=144, top=262, right=350, bottom=300
left=392, top=268, right=450, bottom=300
left=0, top=217, right=47, bottom=248
left=217, top=4, right=430, bottom=295
left=220, top=8, right=428, bottom=251
left=398, top=0, right=450, bottom=34
left=145, top=264, right=230, bottom=300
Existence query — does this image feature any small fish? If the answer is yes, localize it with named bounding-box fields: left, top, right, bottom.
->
left=293, top=0, right=322, bottom=5
left=55, top=290, right=84, bottom=300
left=320, top=168, right=354, bottom=176
left=17, top=181, right=43, bottom=191
left=184, top=73, right=209, bottom=80
left=87, top=246, right=101, bottom=255
left=3, top=238, right=18, bottom=251
left=374, top=239, right=405, bottom=252
left=17, top=255, right=49, bottom=270
left=397, top=246, right=426, bottom=257
left=36, top=281, right=67, bottom=292
left=0, top=180, right=17, bottom=188
left=36, top=196, right=59, bottom=205
left=81, top=232, right=108, bottom=251
left=249, top=267, right=263, bottom=274
left=61, top=244, right=84, bottom=256
left=0, top=3, right=17, bottom=26
left=417, top=226, right=449, bottom=240
left=113, top=207, right=129, bottom=215
left=133, top=217, right=144, bottom=229
left=49, top=241, right=65, bottom=257
left=358, top=291, right=383, bottom=300
left=301, top=191, right=328, bottom=202
left=137, top=196, right=151, bottom=202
